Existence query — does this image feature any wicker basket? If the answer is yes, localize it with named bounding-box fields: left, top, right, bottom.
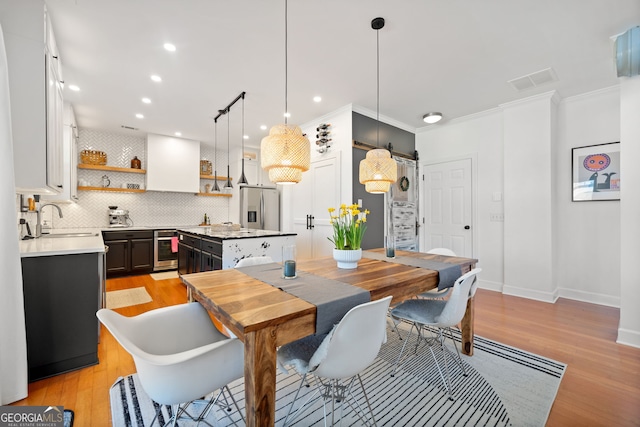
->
left=80, top=150, right=107, bottom=165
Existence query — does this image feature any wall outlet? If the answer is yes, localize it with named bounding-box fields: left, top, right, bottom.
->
left=490, top=213, right=504, bottom=222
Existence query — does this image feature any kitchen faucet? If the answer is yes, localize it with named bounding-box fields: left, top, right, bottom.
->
left=36, top=203, right=63, bottom=237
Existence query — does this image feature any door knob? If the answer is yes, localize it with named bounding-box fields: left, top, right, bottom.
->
left=464, top=225, right=470, bottom=230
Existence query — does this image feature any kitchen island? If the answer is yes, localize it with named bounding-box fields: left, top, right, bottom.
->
left=19, top=229, right=105, bottom=381
left=177, top=227, right=296, bottom=274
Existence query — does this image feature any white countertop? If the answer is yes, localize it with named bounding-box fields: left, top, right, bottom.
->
left=179, top=227, right=296, bottom=239
left=19, top=228, right=106, bottom=258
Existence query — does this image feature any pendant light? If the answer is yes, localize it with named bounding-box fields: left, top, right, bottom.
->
left=213, top=120, right=221, bottom=192
left=359, top=17, right=397, bottom=194
left=224, top=110, right=233, bottom=190
left=260, top=0, right=310, bottom=185
left=237, top=93, right=249, bottom=185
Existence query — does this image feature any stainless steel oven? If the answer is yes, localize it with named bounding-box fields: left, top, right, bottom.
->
left=154, top=229, right=178, bottom=271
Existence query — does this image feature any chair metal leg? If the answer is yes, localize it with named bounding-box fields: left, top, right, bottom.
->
left=391, top=321, right=419, bottom=377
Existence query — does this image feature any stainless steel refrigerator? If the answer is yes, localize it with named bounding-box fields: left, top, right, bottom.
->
left=240, top=186, right=280, bottom=231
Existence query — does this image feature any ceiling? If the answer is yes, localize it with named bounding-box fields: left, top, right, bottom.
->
left=45, top=0, right=639, bottom=148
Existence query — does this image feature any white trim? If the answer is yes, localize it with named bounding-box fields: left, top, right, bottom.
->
left=301, top=104, right=353, bottom=130
left=502, top=285, right=559, bottom=303
left=477, top=279, right=503, bottom=293
left=557, top=288, right=620, bottom=308
left=498, top=90, right=561, bottom=110
left=351, top=104, right=417, bottom=134
left=617, top=328, right=640, bottom=349
left=559, top=85, right=620, bottom=105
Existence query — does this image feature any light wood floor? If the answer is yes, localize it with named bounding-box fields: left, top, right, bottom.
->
left=11, top=274, right=640, bottom=426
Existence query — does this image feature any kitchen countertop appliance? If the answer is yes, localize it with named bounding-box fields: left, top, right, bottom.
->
left=240, top=186, right=280, bottom=231
left=108, top=206, right=131, bottom=228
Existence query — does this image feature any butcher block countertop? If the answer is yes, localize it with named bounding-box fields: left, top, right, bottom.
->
left=19, top=228, right=106, bottom=258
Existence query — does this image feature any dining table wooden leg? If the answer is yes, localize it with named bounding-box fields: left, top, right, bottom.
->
left=244, top=327, right=278, bottom=427
left=460, top=297, right=475, bottom=356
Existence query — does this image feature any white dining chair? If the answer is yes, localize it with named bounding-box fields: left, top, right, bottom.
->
left=234, top=255, right=274, bottom=268
left=97, top=302, right=245, bottom=426
left=277, top=296, right=393, bottom=427
left=390, top=268, right=482, bottom=399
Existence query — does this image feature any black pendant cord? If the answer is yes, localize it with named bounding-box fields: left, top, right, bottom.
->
left=376, top=25, right=380, bottom=149
left=284, top=0, right=288, bottom=125
left=225, top=112, right=233, bottom=189
left=238, top=93, right=248, bottom=185
left=213, top=120, right=220, bottom=191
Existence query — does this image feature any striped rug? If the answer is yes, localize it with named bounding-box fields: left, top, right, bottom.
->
left=110, top=325, right=565, bottom=426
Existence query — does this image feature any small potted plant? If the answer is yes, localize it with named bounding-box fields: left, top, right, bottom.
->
left=327, top=203, right=369, bottom=269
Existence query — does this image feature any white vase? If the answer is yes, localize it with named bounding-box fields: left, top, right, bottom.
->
left=333, top=248, right=362, bottom=269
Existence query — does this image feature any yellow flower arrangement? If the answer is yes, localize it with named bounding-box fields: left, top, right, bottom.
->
left=327, top=203, right=369, bottom=250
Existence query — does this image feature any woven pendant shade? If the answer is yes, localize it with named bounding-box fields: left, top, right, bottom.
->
left=359, top=148, right=397, bottom=194
left=261, top=124, right=310, bottom=184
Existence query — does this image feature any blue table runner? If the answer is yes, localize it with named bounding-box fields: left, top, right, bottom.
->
left=362, top=251, right=462, bottom=291
left=237, top=263, right=371, bottom=335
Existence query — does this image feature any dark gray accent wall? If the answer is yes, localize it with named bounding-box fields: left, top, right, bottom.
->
left=351, top=112, right=415, bottom=249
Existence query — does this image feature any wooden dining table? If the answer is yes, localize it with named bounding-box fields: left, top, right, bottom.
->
left=180, top=249, right=477, bottom=427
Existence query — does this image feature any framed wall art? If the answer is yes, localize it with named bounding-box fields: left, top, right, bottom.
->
left=572, top=142, right=620, bottom=201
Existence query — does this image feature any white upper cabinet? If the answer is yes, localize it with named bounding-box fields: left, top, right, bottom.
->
left=0, top=0, right=64, bottom=194
left=43, top=102, right=78, bottom=203
left=146, top=133, right=200, bottom=193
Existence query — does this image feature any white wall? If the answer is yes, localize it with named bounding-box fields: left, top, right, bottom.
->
left=417, top=88, right=622, bottom=308
left=416, top=109, right=505, bottom=292
left=556, top=86, right=621, bottom=306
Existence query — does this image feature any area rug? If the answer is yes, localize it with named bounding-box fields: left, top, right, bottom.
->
left=105, top=287, right=152, bottom=309
left=149, top=270, right=179, bottom=281
left=109, top=325, right=565, bottom=426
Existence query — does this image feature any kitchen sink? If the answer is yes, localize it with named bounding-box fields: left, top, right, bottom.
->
left=42, top=232, right=99, bottom=238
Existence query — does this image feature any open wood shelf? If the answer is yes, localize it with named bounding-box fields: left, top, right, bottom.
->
left=79, top=164, right=146, bottom=174
left=78, top=186, right=146, bottom=193
left=200, top=174, right=232, bottom=180
left=195, top=192, right=232, bottom=197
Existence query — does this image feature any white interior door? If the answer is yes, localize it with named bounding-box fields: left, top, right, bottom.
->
left=422, top=158, right=472, bottom=257
left=292, top=152, right=341, bottom=260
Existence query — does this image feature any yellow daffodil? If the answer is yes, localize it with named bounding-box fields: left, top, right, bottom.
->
left=327, top=202, right=370, bottom=250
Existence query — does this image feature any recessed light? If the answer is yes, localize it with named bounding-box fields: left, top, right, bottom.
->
left=163, top=43, right=176, bottom=52
left=68, top=84, right=80, bottom=92
left=175, top=132, right=182, bottom=137
left=142, top=97, right=151, bottom=104
left=284, top=112, right=291, bottom=118
left=150, top=75, right=162, bottom=82
left=135, top=113, right=144, bottom=119
left=423, top=112, right=443, bottom=124
left=243, top=135, right=249, bottom=140
left=260, top=125, right=267, bottom=130
left=313, top=96, right=322, bottom=103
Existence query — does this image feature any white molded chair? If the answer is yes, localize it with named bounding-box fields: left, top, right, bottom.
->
left=97, top=303, right=245, bottom=427
left=234, top=255, right=274, bottom=268
left=390, top=268, right=482, bottom=399
left=418, top=248, right=458, bottom=300
left=277, top=296, right=393, bottom=427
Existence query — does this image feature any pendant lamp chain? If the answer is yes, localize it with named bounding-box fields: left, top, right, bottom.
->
left=213, top=120, right=220, bottom=192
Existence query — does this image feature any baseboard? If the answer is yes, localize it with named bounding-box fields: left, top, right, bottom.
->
left=557, top=288, right=620, bottom=308
left=617, top=328, right=640, bottom=349
left=502, top=285, right=559, bottom=303
left=478, top=279, right=503, bottom=292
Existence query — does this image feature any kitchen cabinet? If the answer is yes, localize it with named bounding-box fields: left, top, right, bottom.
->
left=177, top=231, right=201, bottom=275
left=292, top=152, right=341, bottom=259
left=200, top=236, right=222, bottom=271
left=146, top=133, right=200, bottom=193
left=21, top=252, right=101, bottom=381
left=103, top=230, right=154, bottom=276
left=0, top=1, right=64, bottom=194
left=43, top=103, right=79, bottom=203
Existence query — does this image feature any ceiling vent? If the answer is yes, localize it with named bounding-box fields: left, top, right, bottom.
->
left=121, top=125, right=139, bottom=131
left=508, top=68, right=558, bottom=92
